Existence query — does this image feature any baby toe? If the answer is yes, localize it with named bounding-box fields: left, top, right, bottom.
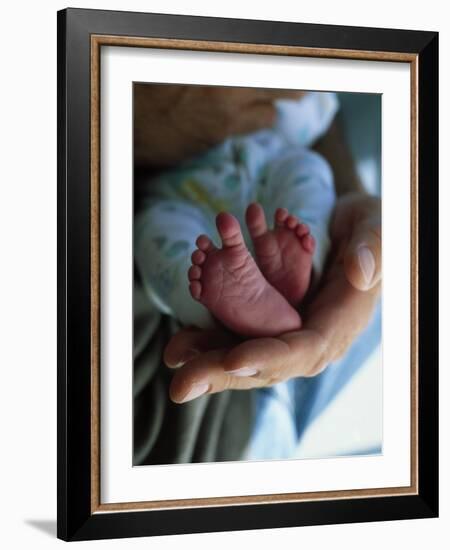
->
left=301, top=233, right=315, bottom=254
left=191, top=249, right=206, bottom=265
left=216, top=212, right=245, bottom=248
left=246, top=202, right=268, bottom=238
left=274, top=207, right=289, bottom=227
left=286, top=215, right=299, bottom=230
left=295, top=223, right=310, bottom=238
left=189, top=281, right=202, bottom=300
left=188, top=265, right=202, bottom=281
left=196, top=234, right=215, bottom=252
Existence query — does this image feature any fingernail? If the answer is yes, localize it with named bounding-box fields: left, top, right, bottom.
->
left=174, top=348, right=199, bottom=368
left=180, top=383, right=209, bottom=403
left=227, top=366, right=259, bottom=377
left=357, top=246, right=375, bottom=288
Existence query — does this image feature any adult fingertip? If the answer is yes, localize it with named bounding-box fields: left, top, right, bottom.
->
left=177, top=382, right=210, bottom=403
left=357, top=245, right=376, bottom=287
left=162, top=343, right=181, bottom=368
left=164, top=347, right=200, bottom=369
left=344, top=250, right=367, bottom=291
left=345, top=244, right=380, bottom=291
left=169, top=372, right=207, bottom=404
left=163, top=345, right=176, bottom=368
left=162, top=326, right=205, bottom=368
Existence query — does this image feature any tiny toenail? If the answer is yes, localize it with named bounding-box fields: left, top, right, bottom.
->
left=180, top=382, right=210, bottom=403
left=227, top=366, right=259, bottom=377
left=357, top=245, right=375, bottom=288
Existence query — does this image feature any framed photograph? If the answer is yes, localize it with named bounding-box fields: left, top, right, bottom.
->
left=57, top=8, right=438, bottom=541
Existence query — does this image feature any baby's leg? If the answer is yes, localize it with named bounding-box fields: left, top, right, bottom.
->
left=134, top=199, right=217, bottom=329
left=249, top=148, right=336, bottom=304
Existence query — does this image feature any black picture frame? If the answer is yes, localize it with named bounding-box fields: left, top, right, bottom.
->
left=57, top=7, right=438, bottom=542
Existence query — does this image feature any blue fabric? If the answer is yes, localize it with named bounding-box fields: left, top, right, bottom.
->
left=243, top=298, right=381, bottom=461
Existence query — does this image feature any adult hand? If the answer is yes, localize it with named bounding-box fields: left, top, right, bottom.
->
left=163, top=192, right=381, bottom=403
left=134, top=84, right=305, bottom=167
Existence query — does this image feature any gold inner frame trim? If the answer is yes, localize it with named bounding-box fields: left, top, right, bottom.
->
left=90, top=34, right=419, bottom=514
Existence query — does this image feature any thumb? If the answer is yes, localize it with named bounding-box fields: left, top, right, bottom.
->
left=344, top=221, right=381, bottom=291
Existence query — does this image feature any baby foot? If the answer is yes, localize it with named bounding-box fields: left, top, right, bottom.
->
left=246, top=203, right=315, bottom=306
left=188, top=212, right=301, bottom=337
